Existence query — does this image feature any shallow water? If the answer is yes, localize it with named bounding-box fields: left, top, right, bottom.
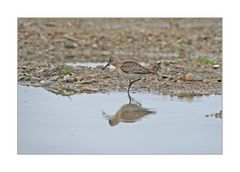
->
left=18, top=85, right=222, bottom=154
left=65, top=62, right=148, bottom=68
left=65, top=62, right=108, bottom=68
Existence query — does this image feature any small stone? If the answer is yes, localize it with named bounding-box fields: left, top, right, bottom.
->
left=61, top=90, right=74, bottom=96
left=80, top=81, right=94, bottom=85
left=162, top=75, right=172, bottom=79
left=147, top=36, right=152, bottom=41
left=75, top=77, right=84, bottom=82
left=64, top=42, right=78, bottom=49
left=213, top=64, right=220, bottom=69
left=162, top=75, right=168, bottom=79
left=24, top=76, right=31, bottom=81
left=46, top=87, right=59, bottom=94
left=74, top=88, right=81, bottom=92
left=63, top=75, right=75, bottom=82
left=66, top=78, right=75, bottom=83
left=49, top=75, right=59, bottom=81
left=162, top=61, right=169, bottom=66
left=92, top=43, right=98, bottom=48
left=40, top=80, right=52, bottom=86
left=177, top=75, right=184, bottom=80
left=202, top=79, right=209, bottom=83
left=63, top=74, right=71, bottom=80
left=195, top=76, right=204, bottom=81
left=45, top=23, right=57, bottom=27
left=32, top=82, right=41, bottom=87
left=214, top=37, right=222, bottom=42
left=18, top=76, right=25, bottom=81
left=81, top=88, right=98, bottom=94
left=176, top=80, right=183, bottom=84
left=185, top=73, right=193, bottom=81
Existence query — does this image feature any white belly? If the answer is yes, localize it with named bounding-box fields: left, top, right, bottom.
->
left=117, top=68, right=142, bottom=80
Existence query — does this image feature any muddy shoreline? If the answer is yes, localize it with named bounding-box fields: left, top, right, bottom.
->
left=18, top=18, right=222, bottom=97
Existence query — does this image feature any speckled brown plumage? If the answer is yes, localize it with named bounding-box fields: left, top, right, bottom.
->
left=120, top=61, right=153, bottom=74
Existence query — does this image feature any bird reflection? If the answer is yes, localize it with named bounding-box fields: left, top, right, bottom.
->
left=205, top=110, right=222, bottom=119
left=102, top=95, right=156, bottom=127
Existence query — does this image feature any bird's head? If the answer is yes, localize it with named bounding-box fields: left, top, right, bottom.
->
left=102, top=57, right=119, bottom=70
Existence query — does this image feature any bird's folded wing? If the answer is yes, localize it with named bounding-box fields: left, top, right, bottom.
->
left=121, top=61, right=151, bottom=74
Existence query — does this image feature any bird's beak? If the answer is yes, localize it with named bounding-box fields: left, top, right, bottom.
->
left=102, top=63, right=110, bottom=70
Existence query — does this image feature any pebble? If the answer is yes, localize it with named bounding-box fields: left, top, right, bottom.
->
left=195, top=76, right=204, bottom=81
left=214, top=37, right=222, bottom=42
left=45, top=87, right=59, bottom=94
left=63, top=74, right=71, bottom=80
left=128, top=38, right=132, bottom=42
left=202, top=79, right=209, bottom=84
left=176, top=80, right=183, bottom=84
left=40, top=80, right=52, bottom=86
left=213, top=64, right=220, bottom=69
left=185, top=73, right=193, bottom=81
left=92, top=43, right=98, bottom=48
left=24, top=76, right=31, bottom=81
left=49, top=75, right=59, bottom=81
left=66, top=78, right=75, bottom=83
left=162, top=75, right=173, bottom=79
left=64, top=42, right=78, bottom=49
left=18, top=76, right=25, bottom=81
left=81, top=88, right=98, bottom=93
left=177, top=75, right=184, bottom=80
left=63, top=75, right=75, bottom=82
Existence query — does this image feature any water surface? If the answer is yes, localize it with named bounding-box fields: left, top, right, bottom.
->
left=65, top=62, right=148, bottom=68
left=18, top=85, right=222, bottom=154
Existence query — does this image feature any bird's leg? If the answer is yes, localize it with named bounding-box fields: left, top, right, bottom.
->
left=131, top=78, right=141, bottom=86
left=128, top=93, right=132, bottom=104
left=127, top=80, right=132, bottom=94
left=127, top=80, right=133, bottom=103
left=127, top=78, right=141, bottom=94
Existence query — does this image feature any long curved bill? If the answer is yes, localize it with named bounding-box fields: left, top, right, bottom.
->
left=102, top=63, right=110, bottom=70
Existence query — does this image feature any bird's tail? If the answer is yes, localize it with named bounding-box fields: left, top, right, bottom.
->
left=148, top=61, right=161, bottom=74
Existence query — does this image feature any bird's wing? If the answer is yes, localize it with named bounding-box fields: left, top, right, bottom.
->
left=120, top=61, right=151, bottom=74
